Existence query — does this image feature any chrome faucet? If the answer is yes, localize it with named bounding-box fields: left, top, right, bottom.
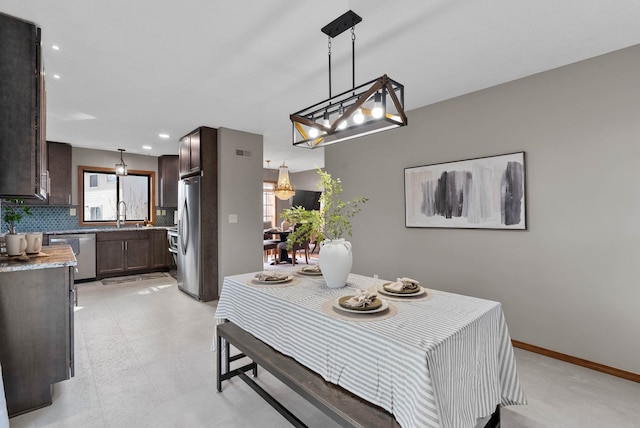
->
left=116, top=201, right=127, bottom=228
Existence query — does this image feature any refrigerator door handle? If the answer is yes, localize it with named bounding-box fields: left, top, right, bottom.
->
left=180, top=198, right=190, bottom=255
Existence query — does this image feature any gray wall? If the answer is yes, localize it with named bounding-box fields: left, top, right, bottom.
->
left=291, top=169, right=322, bottom=191
left=218, top=128, right=263, bottom=288
left=325, top=45, right=640, bottom=374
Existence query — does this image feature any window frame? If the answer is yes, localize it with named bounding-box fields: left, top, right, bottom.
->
left=263, top=180, right=276, bottom=228
left=78, top=165, right=155, bottom=226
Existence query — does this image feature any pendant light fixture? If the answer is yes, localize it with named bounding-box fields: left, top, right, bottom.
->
left=274, top=161, right=295, bottom=200
left=290, top=10, right=407, bottom=149
left=115, top=148, right=128, bottom=176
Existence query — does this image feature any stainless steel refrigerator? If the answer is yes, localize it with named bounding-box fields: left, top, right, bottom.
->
left=177, top=175, right=202, bottom=299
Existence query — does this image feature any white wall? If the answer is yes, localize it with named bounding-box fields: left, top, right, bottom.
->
left=325, top=44, right=640, bottom=374
left=218, top=127, right=263, bottom=288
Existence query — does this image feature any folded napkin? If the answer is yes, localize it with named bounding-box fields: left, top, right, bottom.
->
left=341, top=289, right=378, bottom=309
left=254, top=271, right=289, bottom=281
left=302, top=265, right=321, bottom=273
left=384, top=277, right=420, bottom=293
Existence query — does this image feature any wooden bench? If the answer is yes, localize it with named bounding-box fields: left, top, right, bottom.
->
left=216, top=321, right=401, bottom=428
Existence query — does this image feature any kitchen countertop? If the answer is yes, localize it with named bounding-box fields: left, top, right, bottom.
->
left=45, top=226, right=174, bottom=235
left=0, top=245, right=77, bottom=272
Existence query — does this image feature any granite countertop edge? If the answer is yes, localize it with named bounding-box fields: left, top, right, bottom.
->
left=0, top=246, right=77, bottom=273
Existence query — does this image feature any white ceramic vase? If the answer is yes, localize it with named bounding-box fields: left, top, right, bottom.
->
left=319, top=238, right=352, bottom=288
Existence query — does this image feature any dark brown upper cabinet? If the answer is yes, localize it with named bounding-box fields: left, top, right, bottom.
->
left=179, top=128, right=201, bottom=178
left=158, top=155, right=178, bottom=207
left=0, top=12, right=47, bottom=199
left=46, top=142, right=72, bottom=205
left=27, top=141, right=72, bottom=206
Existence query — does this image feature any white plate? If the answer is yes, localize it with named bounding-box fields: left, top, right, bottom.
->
left=254, top=275, right=293, bottom=284
left=298, top=267, right=322, bottom=276
left=377, top=284, right=426, bottom=297
left=333, top=298, right=389, bottom=314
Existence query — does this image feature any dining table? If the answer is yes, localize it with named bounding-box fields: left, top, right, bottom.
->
left=263, top=229, right=293, bottom=264
left=214, top=268, right=527, bottom=428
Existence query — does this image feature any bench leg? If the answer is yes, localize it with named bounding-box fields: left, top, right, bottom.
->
left=236, top=371, right=307, bottom=428
left=217, top=328, right=259, bottom=392
left=217, top=333, right=223, bottom=392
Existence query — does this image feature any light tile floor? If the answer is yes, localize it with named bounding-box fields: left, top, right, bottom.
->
left=7, top=276, right=640, bottom=428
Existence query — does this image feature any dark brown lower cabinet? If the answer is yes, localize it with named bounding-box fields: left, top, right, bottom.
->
left=126, top=238, right=151, bottom=271
left=96, top=229, right=169, bottom=279
left=96, top=239, right=128, bottom=276
left=150, top=229, right=170, bottom=268
left=0, top=265, right=74, bottom=416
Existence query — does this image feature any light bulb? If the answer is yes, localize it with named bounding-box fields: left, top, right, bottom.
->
left=353, top=108, right=365, bottom=124
left=337, top=105, right=348, bottom=130
left=309, top=127, right=319, bottom=138
left=371, top=92, right=384, bottom=118
left=322, top=111, right=330, bottom=129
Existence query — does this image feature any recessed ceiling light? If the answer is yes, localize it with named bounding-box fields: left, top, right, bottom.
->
left=51, top=45, right=60, bottom=50
left=158, top=133, right=170, bottom=139
left=142, top=145, right=152, bottom=150
left=53, top=74, right=61, bottom=79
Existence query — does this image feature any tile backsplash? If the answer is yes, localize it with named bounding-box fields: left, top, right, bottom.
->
left=1, top=205, right=177, bottom=233
left=1, top=206, right=78, bottom=233
left=154, top=207, right=178, bottom=227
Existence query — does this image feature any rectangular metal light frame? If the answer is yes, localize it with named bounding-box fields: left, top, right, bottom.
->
left=291, top=75, right=407, bottom=149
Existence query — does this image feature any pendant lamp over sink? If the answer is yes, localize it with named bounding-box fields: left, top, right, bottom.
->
left=290, top=10, right=407, bottom=149
left=274, top=161, right=295, bottom=200
left=115, top=148, right=128, bottom=176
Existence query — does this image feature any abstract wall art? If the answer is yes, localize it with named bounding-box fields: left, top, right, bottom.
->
left=405, top=152, right=526, bottom=229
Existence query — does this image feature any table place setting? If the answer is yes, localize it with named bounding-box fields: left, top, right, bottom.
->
left=321, top=288, right=397, bottom=321
left=246, top=270, right=300, bottom=287
left=375, top=277, right=434, bottom=302
left=295, top=265, right=323, bottom=276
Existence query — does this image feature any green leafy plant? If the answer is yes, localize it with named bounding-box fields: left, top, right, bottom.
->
left=280, top=168, right=367, bottom=249
left=2, top=197, right=32, bottom=234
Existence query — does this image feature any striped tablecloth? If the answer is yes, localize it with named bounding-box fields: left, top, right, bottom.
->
left=0, top=363, right=8, bottom=428
left=215, top=270, right=526, bottom=428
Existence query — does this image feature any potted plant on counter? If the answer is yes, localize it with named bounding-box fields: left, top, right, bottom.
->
left=281, top=168, right=367, bottom=288
left=2, top=197, right=33, bottom=256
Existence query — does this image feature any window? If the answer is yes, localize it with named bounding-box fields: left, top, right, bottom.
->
left=90, top=206, right=102, bottom=219
left=263, top=181, right=276, bottom=227
left=78, top=166, right=155, bottom=225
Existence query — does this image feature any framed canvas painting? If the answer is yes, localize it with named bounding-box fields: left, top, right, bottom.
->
left=405, top=152, right=526, bottom=229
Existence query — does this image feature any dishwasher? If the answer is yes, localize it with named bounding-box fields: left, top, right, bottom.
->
left=49, top=233, right=96, bottom=281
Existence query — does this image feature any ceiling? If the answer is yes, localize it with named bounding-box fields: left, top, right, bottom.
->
left=3, top=1, right=640, bottom=172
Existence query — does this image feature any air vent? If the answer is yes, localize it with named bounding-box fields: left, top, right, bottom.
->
left=235, top=149, right=251, bottom=157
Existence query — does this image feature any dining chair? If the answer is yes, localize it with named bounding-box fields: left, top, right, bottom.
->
left=309, top=233, right=321, bottom=255
left=276, top=239, right=310, bottom=265
left=263, top=225, right=279, bottom=264
left=263, top=239, right=278, bottom=263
